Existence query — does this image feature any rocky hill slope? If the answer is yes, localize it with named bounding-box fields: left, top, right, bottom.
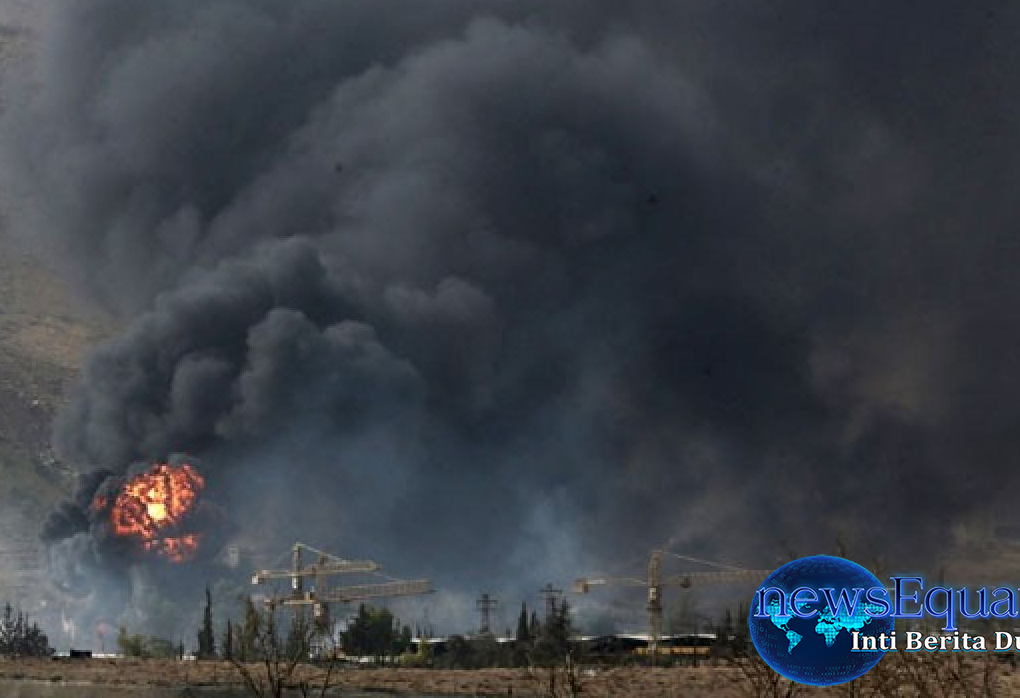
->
left=0, top=0, right=111, bottom=618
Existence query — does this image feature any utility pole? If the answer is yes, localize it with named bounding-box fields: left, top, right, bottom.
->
left=647, top=552, right=663, bottom=657
left=475, top=593, right=499, bottom=636
left=539, top=583, right=563, bottom=620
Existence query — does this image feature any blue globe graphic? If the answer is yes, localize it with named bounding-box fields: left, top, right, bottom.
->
left=748, top=555, right=894, bottom=686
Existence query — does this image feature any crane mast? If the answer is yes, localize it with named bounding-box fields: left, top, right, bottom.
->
left=575, top=550, right=771, bottom=657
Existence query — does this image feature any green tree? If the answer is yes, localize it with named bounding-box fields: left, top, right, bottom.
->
left=227, top=602, right=336, bottom=698
left=285, top=611, right=311, bottom=660
left=0, top=603, right=52, bottom=658
left=224, top=620, right=234, bottom=661
left=341, top=604, right=397, bottom=659
left=114, top=627, right=175, bottom=659
left=514, top=602, right=531, bottom=666
left=398, top=624, right=413, bottom=654
left=732, top=602, right=750, bottom=654
left=436, top=634, right=474, bottom=669
left=22, top=622, right=52, bottom=657
left=516, top=603, right=531, bottom=644
left=469, top=634, right=502, bottom=668
left=197, top=586, right=216, bottom=659
left=0, top=602, right=13, bottom=654
left=145, top=636, right=177, bottom=658
left=241, top=596, right=260, bottom=660
left=117, top=627, right=146, bottom=657
left=533, top=599, right=572, bottom=666
left=417, top=628, right=433, bottom=667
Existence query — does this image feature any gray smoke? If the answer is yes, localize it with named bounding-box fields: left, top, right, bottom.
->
left=4, top=0, right=1020, bottom=635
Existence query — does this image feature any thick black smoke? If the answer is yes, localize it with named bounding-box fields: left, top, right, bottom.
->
left=4, top=0, right=1020, bottom=634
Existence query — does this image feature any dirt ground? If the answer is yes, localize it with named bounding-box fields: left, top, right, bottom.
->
left=0, top=659, right=751, bottom=696
left=0, top=657, right=1019, bottom=697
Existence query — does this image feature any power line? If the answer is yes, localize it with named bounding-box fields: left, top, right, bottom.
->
left=475, top=593, right=499, bottom=635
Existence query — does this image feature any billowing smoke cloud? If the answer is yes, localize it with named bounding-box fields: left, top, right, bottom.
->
left=4, top=0, right=1020, bottom=636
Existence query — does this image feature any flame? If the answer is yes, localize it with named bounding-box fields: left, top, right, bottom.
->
left=110, top=463, right=205, bottom=563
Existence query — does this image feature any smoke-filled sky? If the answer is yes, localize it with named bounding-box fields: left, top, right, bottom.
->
left=3, top=0, right=1020, bottom=632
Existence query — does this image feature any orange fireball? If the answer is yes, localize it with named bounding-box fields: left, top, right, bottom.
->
left=110, top=463, right=205, bottom=563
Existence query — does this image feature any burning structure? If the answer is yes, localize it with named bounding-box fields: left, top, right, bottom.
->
left=46, top=456, right=223, bottom=569
left=103, top=462, right=206, bottom=563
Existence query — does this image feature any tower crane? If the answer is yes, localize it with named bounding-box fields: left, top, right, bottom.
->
left=252, top=542, right=380, bottom=589
left=252, top=542, right=433, bottom=624
left=574, top=550, right=771, bottom=656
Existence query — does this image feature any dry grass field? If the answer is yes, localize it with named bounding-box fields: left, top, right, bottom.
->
left=0, top=655, right=1018, bottom=697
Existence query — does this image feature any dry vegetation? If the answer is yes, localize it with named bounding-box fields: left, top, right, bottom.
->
left=0, top=654, right=1016, bottom=697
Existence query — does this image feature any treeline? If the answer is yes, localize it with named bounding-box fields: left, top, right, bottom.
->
left=340, top=603, right=413, bottom=658
left=116, top=629, right=182, bottom=659
left=0, top=602, right=52, bottom=657
left=712, top=605, right=751, bottom=657
left=220, top=600, right=416, bottom=660
left=514, top=599, right=574, bottom=667
left=212, top=593, right=318, bottom=662
left=188, top=585, right=578, bottom=669
left=405, top=600, right=576, bottom=669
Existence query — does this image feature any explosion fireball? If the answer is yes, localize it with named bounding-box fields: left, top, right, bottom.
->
left=104, top=463, right=205, bottom=563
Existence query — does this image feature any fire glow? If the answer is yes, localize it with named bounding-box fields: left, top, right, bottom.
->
left=106, top=463, right=205, bottom=563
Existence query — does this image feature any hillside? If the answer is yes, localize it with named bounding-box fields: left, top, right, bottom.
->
left=0, top=0, right=112, bottom=618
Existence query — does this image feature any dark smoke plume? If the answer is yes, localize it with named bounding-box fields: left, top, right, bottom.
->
left=4, top=0, right=1020, bottom=635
